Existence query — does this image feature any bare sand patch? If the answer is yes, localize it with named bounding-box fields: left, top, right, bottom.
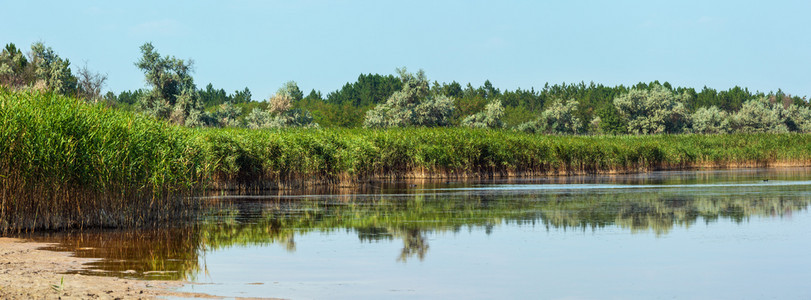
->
left=0, top=237, right=217, bottom=299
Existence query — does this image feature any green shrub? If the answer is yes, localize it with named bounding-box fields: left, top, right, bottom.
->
left=364, top=68, right=454, bottom=128
left=517, top=99, right=582, bottom=134
left=728, top=97, right=789, bottom=133
left=461, top=99, right=505, bottom=128
left=688, top=106, right=729, bottom=134
left=614, top=84, right=689, bottom=134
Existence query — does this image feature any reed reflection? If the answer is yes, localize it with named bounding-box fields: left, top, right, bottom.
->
left=24, top=176, right=811, bottom=280
left=29, top=227, right=201, bottom=280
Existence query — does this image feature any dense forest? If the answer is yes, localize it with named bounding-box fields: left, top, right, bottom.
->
left=2, top=41, right=810, bottom=134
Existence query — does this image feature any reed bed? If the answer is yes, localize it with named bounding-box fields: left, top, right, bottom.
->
left=197, top=128, right=811, bottom=189
left=2, top=88, right=810, bottom=231
left=0, top=88, right=203, bottom=233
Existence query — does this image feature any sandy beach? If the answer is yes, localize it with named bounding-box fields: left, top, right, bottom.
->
left=0, top=237, right=216, bottom=299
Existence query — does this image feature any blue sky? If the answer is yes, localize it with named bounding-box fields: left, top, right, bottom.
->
left=2, top=0, right=810, bottom=99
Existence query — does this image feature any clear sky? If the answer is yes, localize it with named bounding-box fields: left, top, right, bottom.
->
left=2, top=0, right=810, bottom=99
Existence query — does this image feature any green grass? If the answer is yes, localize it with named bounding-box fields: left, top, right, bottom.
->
left=2, top=88, right=810, bottom=231
left=51, top=276, right=64, bottom=292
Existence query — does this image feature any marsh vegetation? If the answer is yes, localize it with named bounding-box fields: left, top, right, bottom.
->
left=2, top=41, right=811, bottom=232
left=3, top=87, right=811, bottom=232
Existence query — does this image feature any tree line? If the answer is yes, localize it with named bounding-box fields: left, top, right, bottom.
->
left=0, top=42, right=107, bottom=102
left=2, top=41, right=810, bottom=134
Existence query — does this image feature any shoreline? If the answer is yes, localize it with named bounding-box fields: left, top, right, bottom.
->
left=0, top=238, right=216, bottom=300
left=206, top=162, right=811, bottom=190
left=1, top=166, right=809, bottom=298
left=6, top=99, right=811, bottom=233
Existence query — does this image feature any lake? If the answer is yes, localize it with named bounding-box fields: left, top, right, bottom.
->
left=27, top=168, right=811, bottom=299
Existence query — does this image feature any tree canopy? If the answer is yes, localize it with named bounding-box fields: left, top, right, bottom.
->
left=4, top=41, right=811, bottom=134
left=363, top=68, right=455, bottom=128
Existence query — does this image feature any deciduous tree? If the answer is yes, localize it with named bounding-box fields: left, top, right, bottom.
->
left=364, top=68, right=454, bottom=128
left=135, top=42, right=205, bottom=126
left=613, top=84, right=689, bottom=134
left=728, top=98, right=789, bottom=133
left=246, top=81, right=317, bottom=129
left=461, top=99, right=504, bottom=128
left=688, top=106, right=729, bottom=134
left=517, top=99, right=582, bottom=134
left=76, top=63, right=107, bottom=103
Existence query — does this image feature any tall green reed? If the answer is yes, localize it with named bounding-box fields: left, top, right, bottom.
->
left=0, top=88, right=203, bottom=232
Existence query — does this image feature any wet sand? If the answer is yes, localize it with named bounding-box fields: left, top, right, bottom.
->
left=0, top=237, right=217, bottom=300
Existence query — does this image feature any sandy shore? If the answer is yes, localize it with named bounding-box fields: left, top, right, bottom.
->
left=0, top=237, right=218, bottom=300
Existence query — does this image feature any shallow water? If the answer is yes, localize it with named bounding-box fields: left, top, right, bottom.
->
left=27, top=168, right=811, bottom=299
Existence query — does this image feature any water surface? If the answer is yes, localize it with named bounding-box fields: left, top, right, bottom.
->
left=28, top=168, right=811, bottom=299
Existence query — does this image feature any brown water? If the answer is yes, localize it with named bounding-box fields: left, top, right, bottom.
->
left=24, top=168, right=811, bottom=299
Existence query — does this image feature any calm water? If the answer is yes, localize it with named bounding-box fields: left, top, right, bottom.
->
left=26, top=168, right=811, bottom=299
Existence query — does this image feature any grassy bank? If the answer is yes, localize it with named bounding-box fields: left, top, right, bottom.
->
left=2, top=89, right=811, bottom=231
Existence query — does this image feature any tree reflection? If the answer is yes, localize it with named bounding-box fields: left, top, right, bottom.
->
left=21, top=175, right=811, bottom=280
left=397, top=229, right=429, bottom=262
